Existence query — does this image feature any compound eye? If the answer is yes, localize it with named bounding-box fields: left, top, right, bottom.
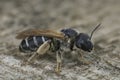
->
left=75, top=39, right=84, bottom=48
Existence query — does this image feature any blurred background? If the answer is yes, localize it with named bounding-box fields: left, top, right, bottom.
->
left=0, top=0, right=120, bottom=80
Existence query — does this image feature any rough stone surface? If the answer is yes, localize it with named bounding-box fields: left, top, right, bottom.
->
left=0, top=0, right=120, bottom=80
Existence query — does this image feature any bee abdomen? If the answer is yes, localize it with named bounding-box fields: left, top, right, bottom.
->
left=19, top=36, right=51, bottom=53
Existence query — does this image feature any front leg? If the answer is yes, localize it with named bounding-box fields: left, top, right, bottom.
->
left=77, top=51, right=91, bottom=65
left=22, top=40, right=51, bottom=65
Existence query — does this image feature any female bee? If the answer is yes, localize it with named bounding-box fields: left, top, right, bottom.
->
left=16, top=23, right=101, bottom=73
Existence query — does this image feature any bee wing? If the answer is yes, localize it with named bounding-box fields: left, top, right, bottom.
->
left=16, top=29, right=65, bottom=40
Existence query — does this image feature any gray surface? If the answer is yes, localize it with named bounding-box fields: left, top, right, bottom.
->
left=0, top=0, right=120, bottom=80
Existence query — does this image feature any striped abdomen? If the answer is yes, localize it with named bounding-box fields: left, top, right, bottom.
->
left=19, top=36, right=51, bottom=53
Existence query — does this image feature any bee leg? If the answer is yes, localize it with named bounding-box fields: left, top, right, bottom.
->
left=55, top=51, right=62, bottom=74
left=78, top=52, right=91, bottom=65
left=27, top=52, right=38, bottom=64
left=23, top=40, right=51, bottom=65
left=21, top=52, right=38, bottom=66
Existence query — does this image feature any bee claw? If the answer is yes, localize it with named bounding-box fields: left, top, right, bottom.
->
left=20, top=60, right=30, bottom=66
left=80, top=59, right=92, bottom=65
left=21, top=62, right=27, bottom=66
left=55, top=67, right=61, bottom=74
left=82, top=61, right=90, bottom=65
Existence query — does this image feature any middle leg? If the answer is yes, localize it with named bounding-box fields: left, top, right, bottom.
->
left=55, top=51, right=62, bottom=74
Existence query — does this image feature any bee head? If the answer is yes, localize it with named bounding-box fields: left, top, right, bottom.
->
left=75, top=33, right=93, bottom=52
left=61, top=28, right=78, bottom=40
left=75, top=23, right=101, bottom=52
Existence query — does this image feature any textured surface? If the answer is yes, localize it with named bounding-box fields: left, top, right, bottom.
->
left=0, top=0, right=120, bottom=80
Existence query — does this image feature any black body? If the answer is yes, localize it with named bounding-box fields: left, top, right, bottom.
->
left=19, top=27, right=97, bottom=53
left=61, top=28, right=78, bottom=39
left=19, top=28, right=78, bottom=53
left=19, top=36, right=52, bottom=52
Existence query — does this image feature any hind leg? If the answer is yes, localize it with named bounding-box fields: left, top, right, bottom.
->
left=22, top=40, right=51, bottom=65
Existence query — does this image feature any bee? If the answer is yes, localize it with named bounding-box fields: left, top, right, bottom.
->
left=16, top=23, right=101, bottom=74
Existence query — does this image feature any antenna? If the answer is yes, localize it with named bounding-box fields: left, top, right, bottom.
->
left=90, top=23, right=101, bottom=40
